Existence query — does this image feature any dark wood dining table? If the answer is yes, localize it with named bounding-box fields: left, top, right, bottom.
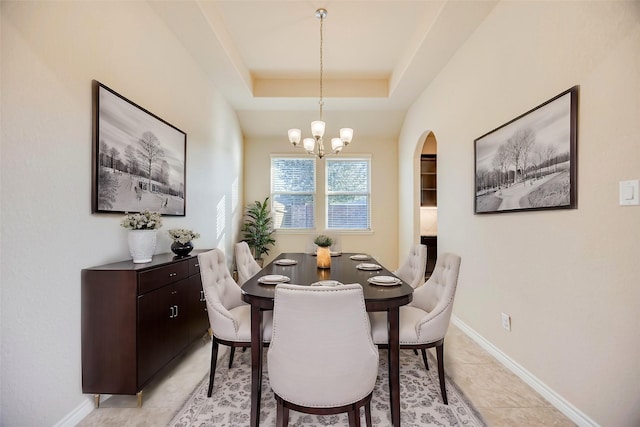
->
left=241, top=252, right=414, bottom=427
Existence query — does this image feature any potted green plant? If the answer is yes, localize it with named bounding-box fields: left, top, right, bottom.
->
left=313, top=234, right=333, bottom=248
left=242, top=197, right=276, bottom=264
left=314, top=234, right=333, bottom=269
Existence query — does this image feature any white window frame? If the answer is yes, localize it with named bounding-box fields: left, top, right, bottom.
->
left=270, top=155, right=316, bottom=230
left=325, top=156, right=371, bottom=231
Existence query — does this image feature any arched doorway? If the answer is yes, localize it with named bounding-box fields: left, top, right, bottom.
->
left=417, top=131, right=438, bottom=277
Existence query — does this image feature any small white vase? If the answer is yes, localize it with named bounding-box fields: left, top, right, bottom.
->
left=128, top=229, right=157, bottom=263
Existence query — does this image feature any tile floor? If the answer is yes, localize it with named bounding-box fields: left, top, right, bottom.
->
left=77, top=324, right=576, bottom=426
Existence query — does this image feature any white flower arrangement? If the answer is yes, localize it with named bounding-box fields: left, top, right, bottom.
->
left=121, top=210, right=163, bottom=230
left=167, top=228, right=200, bottom=244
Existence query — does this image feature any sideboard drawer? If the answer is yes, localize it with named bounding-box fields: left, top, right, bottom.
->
left=188, top=256, right=201, bottom=277
left=138, top=261, right=188, bottom=294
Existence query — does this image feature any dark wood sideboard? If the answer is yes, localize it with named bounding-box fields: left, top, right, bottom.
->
left=81, top=250, right=210, bottom=407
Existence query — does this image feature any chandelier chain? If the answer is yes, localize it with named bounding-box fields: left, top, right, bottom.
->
left=319, top=11, right=324, bottom=121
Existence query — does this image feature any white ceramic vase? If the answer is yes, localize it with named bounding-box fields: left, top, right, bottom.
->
left=128, top=229, right=157, bottom=263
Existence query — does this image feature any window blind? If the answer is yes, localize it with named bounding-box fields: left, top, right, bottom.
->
left=326, top=158, right=370, bottom=230
left=271, top=157, right=316, bottom=229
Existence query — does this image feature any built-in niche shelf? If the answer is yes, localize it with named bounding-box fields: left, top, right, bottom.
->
left=420, top=154, right=437, bottom=207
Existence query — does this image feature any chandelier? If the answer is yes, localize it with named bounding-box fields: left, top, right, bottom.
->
left=287, top=8, right=353, bottom=158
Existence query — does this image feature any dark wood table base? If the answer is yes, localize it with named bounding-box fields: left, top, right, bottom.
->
left=388, top=307, right=401, bottom=426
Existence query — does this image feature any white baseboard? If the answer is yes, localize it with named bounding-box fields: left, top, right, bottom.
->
left=451, top=316, right=599, bottom=427
left=55, top=340, right=219, bottom=426
left=53, top=395, right=97, bottom=427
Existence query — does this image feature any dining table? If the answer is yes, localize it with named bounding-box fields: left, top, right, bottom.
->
left=241, top=252, right=414, bottom=427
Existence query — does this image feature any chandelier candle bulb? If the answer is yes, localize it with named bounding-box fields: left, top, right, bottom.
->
left=288, top=129, right=301, bottom=145
left=303, top=138, right=315, bottom=152
left=311, top=121, right=325, bottom=138
left=340, top=128, right=354, bottom=145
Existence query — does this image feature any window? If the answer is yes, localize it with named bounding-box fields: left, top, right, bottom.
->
left=326, top=157, right=370, bottom=230
left=271, top=157, right=316, bottom=229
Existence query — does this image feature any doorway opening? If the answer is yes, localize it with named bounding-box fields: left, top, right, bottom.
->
left=419, top=132, right=437, bottom=277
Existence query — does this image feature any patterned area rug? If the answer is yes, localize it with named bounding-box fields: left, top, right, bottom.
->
left=169, top=348, right=486, bottom=426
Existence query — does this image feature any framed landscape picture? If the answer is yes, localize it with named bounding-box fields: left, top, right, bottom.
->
left=474, top=86, right=578, bottom=214
left=92, top=80, right=186, bottom=216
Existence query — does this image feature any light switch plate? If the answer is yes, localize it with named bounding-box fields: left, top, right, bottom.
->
left=619, top=180, right=640, bottom=206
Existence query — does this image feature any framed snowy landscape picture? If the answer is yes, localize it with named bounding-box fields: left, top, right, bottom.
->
left=474, top=86, right=578, bottom=214
left=92, top=81, right=186, bottom=216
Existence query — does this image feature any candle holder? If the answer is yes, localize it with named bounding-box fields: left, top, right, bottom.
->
left=317, top=246, right=331, bottom=269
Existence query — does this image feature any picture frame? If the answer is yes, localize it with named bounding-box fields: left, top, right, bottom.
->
left=474, top=86, right=578, bottom=214
left=92, top=80, right=186, bottom=216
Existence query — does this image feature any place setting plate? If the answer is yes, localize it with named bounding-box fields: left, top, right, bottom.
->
left=350, top=254, right=371, bottom=261
left=310, top=280, right=344, bottom=287
left=367, top=276, right=402, bottom=286
left=356, top=263, right=382, bottom=271
left=274, top=258, right=298, bottom=266
left=257, top=274, right=290, bottom=285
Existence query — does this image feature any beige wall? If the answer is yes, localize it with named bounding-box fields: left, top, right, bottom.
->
left=244, top=136, right=399, bottom=268
left=1, top=2, right=244, bottom=425
left=398, top=1, right=640, bottom=426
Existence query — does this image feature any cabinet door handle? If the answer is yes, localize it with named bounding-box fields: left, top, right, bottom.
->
left=169, top=272, right=177, bottom=277
left=169, top=305, right=179, bottom=318
left=194, top=263, right=199, bottom=267
left=200, top=290, right=205, bottom=301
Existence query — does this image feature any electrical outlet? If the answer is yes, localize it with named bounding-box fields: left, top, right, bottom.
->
left=501, top=312, right=511, bottom=332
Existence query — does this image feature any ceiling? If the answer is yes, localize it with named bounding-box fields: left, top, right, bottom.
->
left=149, top=1, right=497, bottom=141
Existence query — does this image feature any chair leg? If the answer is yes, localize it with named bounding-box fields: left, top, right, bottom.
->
left=436, top=343, right=448, bottom=404
left=413, top=349, right=418, bottom=355
left=364, top=401, right=372, bottom=427
left=421, top=348, right=430, bottom=370
left=228, top=346, right=236, bottom=369
left=347, top=406, right=361, bottom=427
left=282, top=405, right=289, bottom=426
left=207, top=339, right=220, bottom=397
left=276, top=399, right=284, bottom=427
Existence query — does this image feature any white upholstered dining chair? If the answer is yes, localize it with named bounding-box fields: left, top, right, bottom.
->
left=370, top=252, right=461, bottom=404
left=267, top=283, right=379, bottom=426
left=198, top=249, right=272, bottom=397
left=235, top=241, right=262, bottom=286
left=394, top=243, right=428, bottom=289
